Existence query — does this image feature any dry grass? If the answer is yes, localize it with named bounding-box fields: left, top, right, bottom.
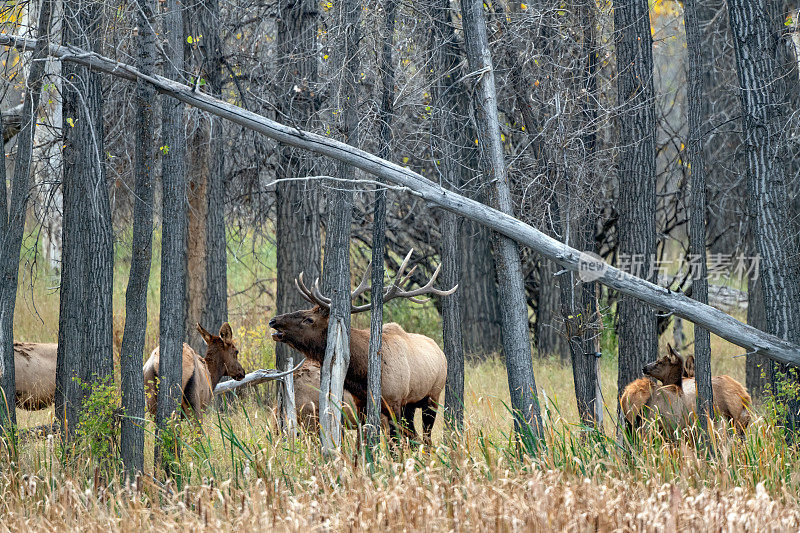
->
left=8, top=234, right=798, bottom=531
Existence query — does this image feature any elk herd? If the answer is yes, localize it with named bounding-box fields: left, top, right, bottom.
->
left=5, top=249, right=754, bottom=446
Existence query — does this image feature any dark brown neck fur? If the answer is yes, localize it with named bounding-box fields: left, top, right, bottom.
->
left=291, top=326, right=371, bottom=403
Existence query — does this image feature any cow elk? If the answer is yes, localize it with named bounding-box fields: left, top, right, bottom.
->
left=8, top=342, right=57, bottom=410
left=269, top=249, right=455, bottom=445
left=620, top=345, right=752, bottom=436
left=143, top=322, right=246, bottom=420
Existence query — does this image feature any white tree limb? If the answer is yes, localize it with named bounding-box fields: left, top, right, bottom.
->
left=3, top=33, right=799, bottom=366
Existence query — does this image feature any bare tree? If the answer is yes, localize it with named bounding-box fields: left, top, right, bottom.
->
left=427, top=0, right=465, bottom=429
left=683, top=0, right=713, bottom=428
left=275, top=0, right=323, bottom=372
left=55, top=0, right=112, bottom=443
left=728, top=0, right=800, bottom=431
left=319, top=0, right=360, bottom=453
left=154, top=0, right=188, bottom=470
left=460, top=0, right=543, bottom=443
left=0, top=0, right=54, bottom=430
left=120, top=0, right=156, bottom=478
left=365, top=0, right=398, bottom=455
left=201, top=0, right=228, bottom=337
left=613, top=0, right=658, bottom=418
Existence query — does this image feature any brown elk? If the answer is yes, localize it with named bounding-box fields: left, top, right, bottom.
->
left=9, top=342, right=57, bottom=410
left=143, top=323, right=246, bottom=419
left=680, top=354, right=752, bottom=434
left=620, top=345, right=752, bottom=435
left=269, top=250, right=454, bottom=445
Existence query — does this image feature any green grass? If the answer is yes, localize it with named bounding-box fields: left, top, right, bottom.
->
left=9, top=226, right=800, bottom=529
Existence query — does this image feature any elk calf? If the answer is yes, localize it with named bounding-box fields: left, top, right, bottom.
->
left=143, top=323, right=245, bottom=419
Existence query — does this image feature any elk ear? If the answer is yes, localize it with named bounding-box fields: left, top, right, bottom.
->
left=667, top=343, right=682, bottom=364
left=197, top=323, right=213, bottom=345
left=219, top=322, right=233, bottom=343
left=684, top=354, right=695, bottom=378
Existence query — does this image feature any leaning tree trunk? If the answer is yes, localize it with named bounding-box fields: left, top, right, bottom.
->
left=460, top=0, right=543, bottom=444
left=55, top=0, right=112, bottom=443
left=684, top=0, right=714, bottom=429
left=364, top=0, right=397, bottom=455
left=275, top=0, right=322, bottom=372
left=319, top=0, right=360, bottom=454
left=728, top=0, right=800, bottom=432
left=155, top=0, right=188, bottom=471
left=428, top=0, right=465, bottom=431
left=21, top=37, right=800, bottom=367
left=0, top=0, right=54, bottom=430
left=120, top=0, right=156, bottom=478
left=613, top=0, right=658, bottom=421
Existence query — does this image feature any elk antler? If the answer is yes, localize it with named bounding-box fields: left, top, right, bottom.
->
left=350, top=249, right=458, bottom=313
left=294, top=249, right=458, bottom=314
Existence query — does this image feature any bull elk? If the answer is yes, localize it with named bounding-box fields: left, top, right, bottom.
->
left=269, top=249, right=456, bottom=445
left=143, top=323, right=246, bottom=420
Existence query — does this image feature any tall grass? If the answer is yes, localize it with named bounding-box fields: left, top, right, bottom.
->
left=10, top=228, right=799, bottom=529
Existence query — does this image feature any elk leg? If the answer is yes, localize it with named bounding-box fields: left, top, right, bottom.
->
left=421, top=398, right=438, bottom=446
left=401, top=404, right=419, bottom=444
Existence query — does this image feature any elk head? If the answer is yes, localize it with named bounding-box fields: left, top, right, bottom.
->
left=643, top=344, right=684, bottom=387
left=197, top=322, right=246, bottom=385
left=269, top=249, right=458, bottom=361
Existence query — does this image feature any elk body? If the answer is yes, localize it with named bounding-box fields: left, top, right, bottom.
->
left=143, top=323, right=245, bottom=419
left=10, top=342, right=57, bottom=410
left=269, top=250, right=454, bottom=445
left=620, top=346, right=752, bottom=434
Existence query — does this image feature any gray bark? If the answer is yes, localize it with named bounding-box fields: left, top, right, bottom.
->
left=154, top=0, right=187, bottom=471
left=365, top=0, right=397, bottom=455
left=613, top=0, right=658, bottom=401
left=201, top=0, right=228, bottom=338
left=120, top=0, right=156, bottom=478
left=0, top=0, right=54, bottom=431
left=275, top=0, right=322, bottom=372
left=728, top=0, right=800, bottom=430
left=427, top=0, right=464, bottom=430
left=319, top=0, right=359, bottom=453
left=684, top=0, right=714, bottom=428
left=460, top=0, right=543, bottom=443
left=459, top=218, right=501, bottom=357
left=55, top=0, right=112, bottom=443
left=15, top=37, right=800, bottom=366
left=537, top=259, right=568, bottom=359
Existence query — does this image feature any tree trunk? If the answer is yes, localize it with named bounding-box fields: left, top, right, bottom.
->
left=746, top=247, right=770, bottom=398
left=684, top=0, right=713, bottom=428
left=185, top=116, right=209, bottom=355
left=275, top=0, right=322, bottom=372
left=120, top=0, right=156, bottom=478
left=728, top=0, right=800, bottom=431
left=319, top=0, right=359, bottom=453
left=459, top=217, right=502, bottom=357
left=427, top=0, right=464, bottom=431
left=55, top=0, right=112, bottom=443
left=365, top=0, right=397, bottom=455
left=23, top=38, right=800, bottom=366
left=0, top=0, right=54, bottom=430
left=154, top=0, right=187, bottom=471
left=613, top=0, right=658, bottom=409
left=201, top=0, right=228, bottom=336
left=537, top=259, right=567, bottom=359
left=460, top=0, right=543, bottom=444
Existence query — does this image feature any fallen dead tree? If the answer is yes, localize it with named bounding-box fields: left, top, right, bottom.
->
left=1, top=34, right=798, bottom=366
left=212, top=357, right=305, bottom=396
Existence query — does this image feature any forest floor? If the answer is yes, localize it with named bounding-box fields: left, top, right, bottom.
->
left=6, top=232, right=800, bottom=531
